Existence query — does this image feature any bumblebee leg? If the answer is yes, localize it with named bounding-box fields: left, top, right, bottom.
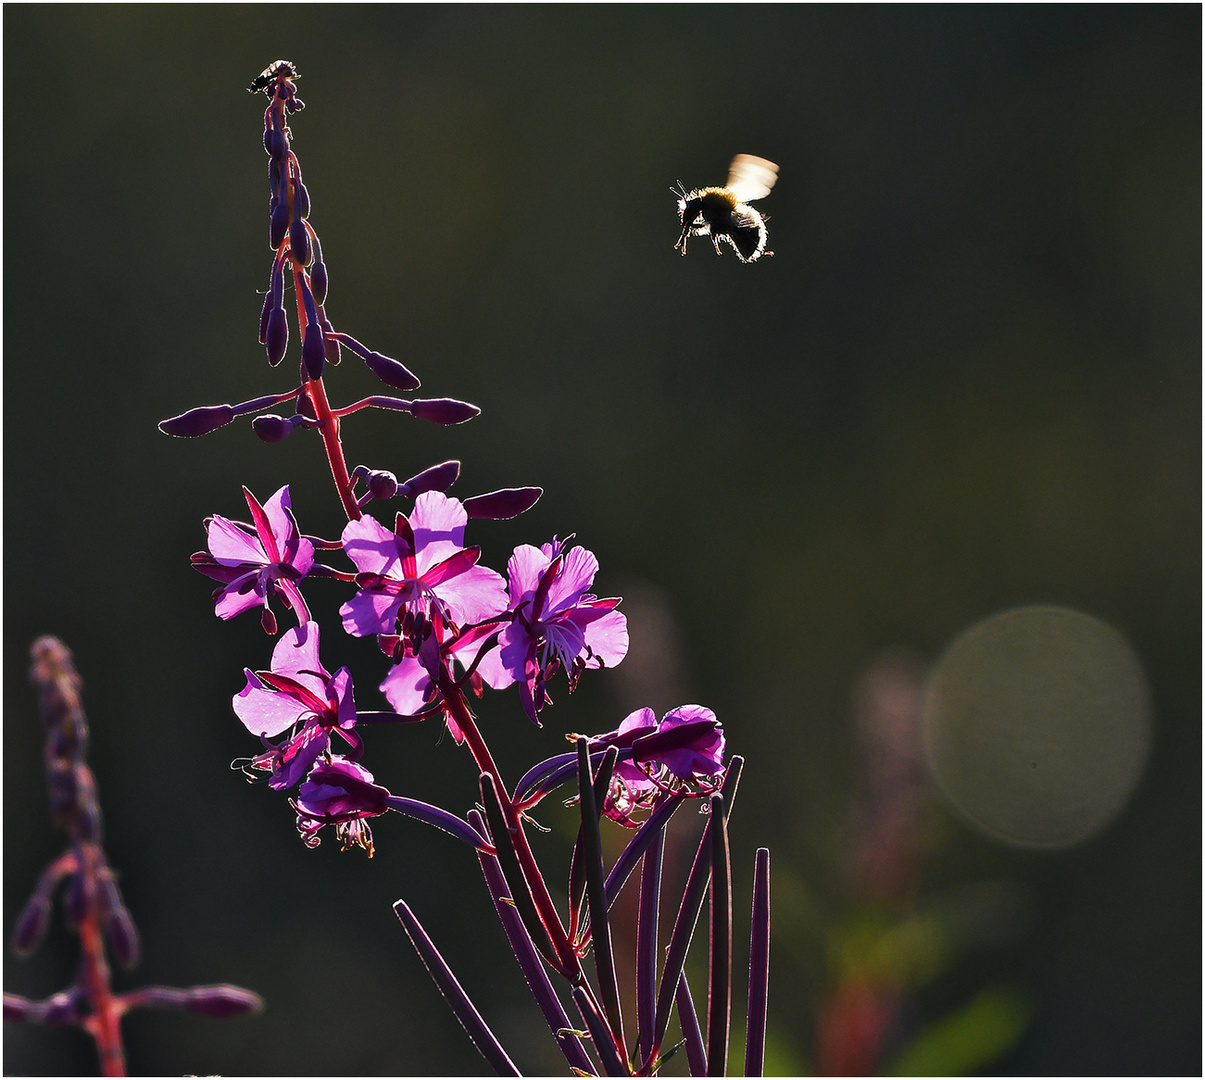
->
left=675, top=227, right=691, bottom=255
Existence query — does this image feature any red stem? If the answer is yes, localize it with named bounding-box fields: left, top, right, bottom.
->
left=77, top=849, right=126, bottom=1076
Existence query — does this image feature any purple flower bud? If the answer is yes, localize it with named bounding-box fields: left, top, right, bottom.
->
left=310, top=259, right=328, bottom=305
left=252, top=414, right=298, bottom=443
left=302, top=324, right=325, bottom=379
left=263, top=126, right=285, bottom=159
left=258, top=289, right=273, bottom=345
left=410, top=398, right=480, bottom=425
left=363, top=349, right=420, bottom=391
left=159, top=404, right=236, bottom=437
left=11, top=894, right=51, bottom=955
left=400, top=459, right=460, bottom=497
left=270, top=201, right=289, bottom=249
left=295, top=180, right=310, bottom=220
left=324, top=331, right=341, bottom=367
left=265, top=307, right=288, bottom=366
left=185, top=984, right=264, bottom=1018
left=367, top=471, right=399, bottom=500
left=290, top=218, right=311, bottom=266
left=463, top=487, right=543, bottom=520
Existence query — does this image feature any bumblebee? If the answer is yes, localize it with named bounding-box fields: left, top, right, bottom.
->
left=674, top=154, right=779, bottom=263
left=248, top=60, right=298, bottom=95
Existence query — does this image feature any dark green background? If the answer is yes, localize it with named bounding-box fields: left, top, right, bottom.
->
left=5, top=6, right=1199, bottom=1075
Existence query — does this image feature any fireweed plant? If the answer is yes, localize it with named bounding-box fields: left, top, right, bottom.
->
left=5, top=637, right=262, bottom=1076
left=158, top=61, right=771, bottom=1076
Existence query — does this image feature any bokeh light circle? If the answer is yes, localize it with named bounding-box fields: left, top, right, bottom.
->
left=923, top=606, right=1151, bottom=849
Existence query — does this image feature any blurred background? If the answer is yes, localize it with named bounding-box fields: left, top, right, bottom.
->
left=4, top=6, right=1199, bottom=1075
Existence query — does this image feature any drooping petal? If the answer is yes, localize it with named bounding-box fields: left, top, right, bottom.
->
left=329, top=667, right=357, bottom=730
left=340, top=514, right=402, bottom=577
left=380, top=654, right=435, bottom=716
left=267, top=725, right=331, bottom=790
left=232, top=669, right=313, bottom=737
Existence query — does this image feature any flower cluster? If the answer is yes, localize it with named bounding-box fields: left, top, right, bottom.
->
left=149, top=61, right=769, bottom=1078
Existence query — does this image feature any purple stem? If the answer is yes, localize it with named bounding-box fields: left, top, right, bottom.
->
left=468, top=809, right=597, bottom=1076
left=572, top=986, right=630, bottom=1077
left=393, top=900, right=519, bottom=1076
left=635, top=828, right=664, bottom=1067
left=676, top=971, right=707, bottom=1077
left=744, top=848, right=771, bottom=1078
left=577, top=741, right=626, bottom=1060
left=383, top=795, right=490, bottom=850
left=478, top=773, right=563, bottom=973
left=706, top=794, right=732, bottom=1077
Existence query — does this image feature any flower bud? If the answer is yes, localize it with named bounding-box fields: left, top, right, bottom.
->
left=43, top=989, right=86, bottom=1026
left=97, top=869, right=140, bottom=968
left=252, top=414, right=297, bottom=443
left=410, top=397, right=480, bottom=425
left=324, top=332, right=341, bottom=367
left=310, top=259, right=328, bottom=305
left=367, top=471, right=398, bottom=500
left=266, top=307, right=288, bottom=366
left=295, top=179, right=310, bottom=220
left=270, top=201, right=289, bottom=249
left=11, top=894, right=52, bottom=955
left=463, top=487, right=543, bottom=520
left=301, top=324, right=325, bottom=379
left=400, top=459, right=460, bottom=497
left=63, top=868, right=95, bottom=929
left=363, top=350, right=420, bottom=391
left=185, top=984, right=264, bottom=1018
left=258, top=289, right=273, bottom=345
left=159, top=405, right=236, bottom=437
left=263, top=126, right=287, bottom=160
left=290, top=218, right=311, bottom=266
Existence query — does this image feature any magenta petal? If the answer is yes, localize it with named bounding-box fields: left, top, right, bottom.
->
left=544, top=545, right=599, bottom=614
left=617, top=707, right=658, bottom=739
left=341, top=514, right=402, bottom=576
left=270, top=624, right=324, bottom=679
left=505, top=544, right=552, bottom=605
left=579, top=608, right=629, bottom=668
left=380, top=655, right=433, bottom=715
left=232, top=670, right=311, bottom=737
left=207, top=515, right=267, bottom=566
left=330, top=667, right=356, bottom=729
left=431, top=563, right=509, bottom=625
left=213, top=574, right=264, bottom=620
left=340, top=587, right=403, bottom=637
left=410, top=491, right=468, bottom=573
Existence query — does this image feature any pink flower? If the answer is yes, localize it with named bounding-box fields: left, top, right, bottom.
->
left=193, top=486, right=314, bottom=633
left=476, top=539, right=628, bottom=723
left=338, top=492, right=508, bottom=641
left=233, top=623, right=359, bottom=790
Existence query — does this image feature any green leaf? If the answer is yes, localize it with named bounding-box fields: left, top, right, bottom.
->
left=886, top=986, right=1031, bottom=1076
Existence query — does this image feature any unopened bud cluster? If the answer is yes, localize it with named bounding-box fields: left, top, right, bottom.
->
left=5, top=637, right=262, bottom=1072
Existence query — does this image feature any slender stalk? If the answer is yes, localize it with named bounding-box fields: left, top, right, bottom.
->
left=572, top=986, right=630, bottom=1077
left=635, top=828, right=664, bottom=1068
left=676, top=971, right=707, bottom=1077
left=705, top=794, right=731, bottom=1077
left=302, top=374, right=360, bottom=521
left=469, top=810, right=597, bottom=1076
left=577, top=741, right=626, bottom=1061
left=743, top=848, right=771, bottom=1078
left=393, top=900, right=519, bottom=1076
left=603, top=793, right=684, bottom=910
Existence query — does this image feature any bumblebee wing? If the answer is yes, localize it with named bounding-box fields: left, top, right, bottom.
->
left=726, top=155, right=778, bottom=202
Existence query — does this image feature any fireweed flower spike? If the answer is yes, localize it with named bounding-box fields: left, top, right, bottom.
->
left=233, top=623, right=360, bottom=790
left=193, top=485, right=315, bottom=634
left=476, top=538, right=629, bottom=723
